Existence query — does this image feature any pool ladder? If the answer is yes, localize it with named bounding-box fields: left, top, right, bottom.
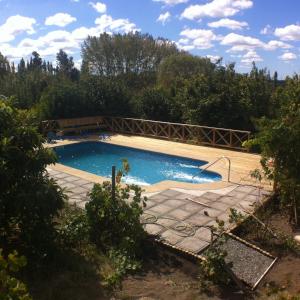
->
left=193, top=156, right=231, bottom=182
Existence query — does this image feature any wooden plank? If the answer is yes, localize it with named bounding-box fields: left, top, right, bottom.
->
left=42, top=116, right=251, bottom=151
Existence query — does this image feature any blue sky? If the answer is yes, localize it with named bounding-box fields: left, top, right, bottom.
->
left=0, top=0, right=300, bottom=77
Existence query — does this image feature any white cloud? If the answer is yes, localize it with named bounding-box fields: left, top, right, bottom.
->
left=206, top=54, right=221, bottom=63
left=265, top=40, right=292, bottom=51
left=181, top=0, right=253, bottom=21
left=0, top=15, right=36, bottom=43
left=221, top=32, right=264, bottom=49
left=89, top=2, right=107, bottom=14
left=157, top=12, right=171, bottom=25
left=278, top=52, right=297, bottom=61
left=95, top=14, right=139, bottom=33
left=221, top=33, right=293, bottom=53
left=260, top=24, right=272, bottom=35
left=208, top=18, right=248, bottom=30
left=45, top=13, right=77, bottom=27
left=274, top=24, right=300, bottom=41
left=1, top=12, right=139, bottom=61
left=153, top=0, right=188, bottom=5
left=178, top=28, right=217, bottom=50
left=241, top=50, right=262, bottom=65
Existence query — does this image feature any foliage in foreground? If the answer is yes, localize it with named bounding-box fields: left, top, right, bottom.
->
left=85, top=179, right=147, bottom=284
left=246, top=75, right=300, bottom=224
left=200, top=220, right=231, bottom=286
left=0, top=249, right=32, bottom=300
left=0, top=100, right=66, bottom=255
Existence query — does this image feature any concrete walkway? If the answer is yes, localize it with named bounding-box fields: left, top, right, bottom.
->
left=48, top=167, right=270, bottom=256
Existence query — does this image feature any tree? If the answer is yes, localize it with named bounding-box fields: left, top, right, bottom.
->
left=81, top=32, right=179, bottom=77
left=38, top=81, right=87, bottom=119
left=246, top=75, right=300, bottom=224
left=157, top=53, right=216, bottom=89
left=81, top=76, right=132, bottom=117
left=56, top=49, right=79, bottom=81
left=0, top=100, right=65, bottom=253
left=136, top=87, right=177, bottom=121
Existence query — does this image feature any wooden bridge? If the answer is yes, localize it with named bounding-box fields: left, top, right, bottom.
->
left=41, top=116, right=251, bottom=151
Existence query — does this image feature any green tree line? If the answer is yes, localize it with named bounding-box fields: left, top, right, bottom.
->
left=0, top=32, right=282, bottom=131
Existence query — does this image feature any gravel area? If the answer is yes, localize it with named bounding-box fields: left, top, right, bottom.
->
left=221, top=237, right=275, bottom=288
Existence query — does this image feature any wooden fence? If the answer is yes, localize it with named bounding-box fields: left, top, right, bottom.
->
left=42, top=116, right=251, bottom=151
left=104, top=117, right=250, bottom=151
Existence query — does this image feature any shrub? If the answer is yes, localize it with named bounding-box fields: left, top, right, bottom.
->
left=0, top=249, right=32, bottom=300
left=0, top=100, right=66, bottom=255
left=200, top=220, right=231, bottom=285
left=85, top=181, right=147, bottom=256
left=57, top=206, right=89, bottom=250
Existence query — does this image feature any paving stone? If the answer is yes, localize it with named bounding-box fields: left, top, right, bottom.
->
left=239, top=200, right=255, bottom=211
left=144, top=224, right=164, bottom=235
left=192, top=196, right=213, bottom=204
left=156, top=217, right=178, bottom=228
left=47, top=169, right=60, bottom=175
left=60, top=182, right=77, bottom=189
left=199, top=207, right=223, bottom=218
left=71, top=186, right=89, bottom=194
left=180, top=202, right=205, bottom=213
left=209, top=201, right=231, bottom=211
left=149, top=194, right=169, bottom=203
left=227, top=191, right=248, bottom=200
left=206, top=220, right=218, bottom=228
left=82, top=182, right=95, bottom=189
left=53, top=172, right=70, bottom=179
left=149, top=204, right=173, bottom=215
left=201, top=192, right=222, bottom=201
left=72, top=179, right=91, bottom=186
left=235, top=185, right=257, bottom=194
left=174, top=193, right=196, bottom=200
left=145, top=200, right=157, bottom=209
left=185, top=213, right=212, bottom=226
left=56, top=179, right=67, bottom=185
left=243, top=194, right=260, bottom=203
left=163, top=199, right=186, bottom=208
left=160, top=189, right=181, bottom=197
left=160, top=230, right=184, bottom=245
left=219, top=196, right=239, bottom=205
left=194, top=227, right=213, bottom=243
left=176, top=237, right=209, bottom=253
left=167, top=209, right=192, bottom=220
left=64, top=176, right=82, bottom=182
left=217, top=212, right=230, bottom=224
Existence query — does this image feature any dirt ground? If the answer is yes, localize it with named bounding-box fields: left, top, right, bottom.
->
left=115, top=212, right=300, bottom=300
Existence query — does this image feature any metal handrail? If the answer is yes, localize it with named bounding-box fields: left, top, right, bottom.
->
left=193, top=156, right=231, bottom=182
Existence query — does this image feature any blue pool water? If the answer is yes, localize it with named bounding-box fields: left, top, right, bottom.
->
left=55, top=142, right=221, bottom=186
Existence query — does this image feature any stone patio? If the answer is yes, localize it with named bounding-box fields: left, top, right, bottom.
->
left=48, top=167, right=270, bottom=256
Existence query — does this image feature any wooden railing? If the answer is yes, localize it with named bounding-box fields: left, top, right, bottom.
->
left=41, top=116, right=251, bottom=151
left=102, top=117, right=250, bottom=151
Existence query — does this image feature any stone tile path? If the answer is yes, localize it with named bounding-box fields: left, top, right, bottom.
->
left=48, top=167, right=270, bottom=256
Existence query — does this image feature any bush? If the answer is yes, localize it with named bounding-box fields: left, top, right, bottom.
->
left=0, top=100, right=66, bottom=255
left=57, top=206, right=89, bottom=250
left=85, top=181, right=147, bottom=257
left=0, top=249, right=32, bottom=300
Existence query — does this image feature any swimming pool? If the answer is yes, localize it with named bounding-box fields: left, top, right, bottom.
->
left=55, top=142, right=221, bottom=186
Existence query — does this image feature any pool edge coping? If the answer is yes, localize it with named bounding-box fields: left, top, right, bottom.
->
left=46, top=136, right=259, bottom=192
